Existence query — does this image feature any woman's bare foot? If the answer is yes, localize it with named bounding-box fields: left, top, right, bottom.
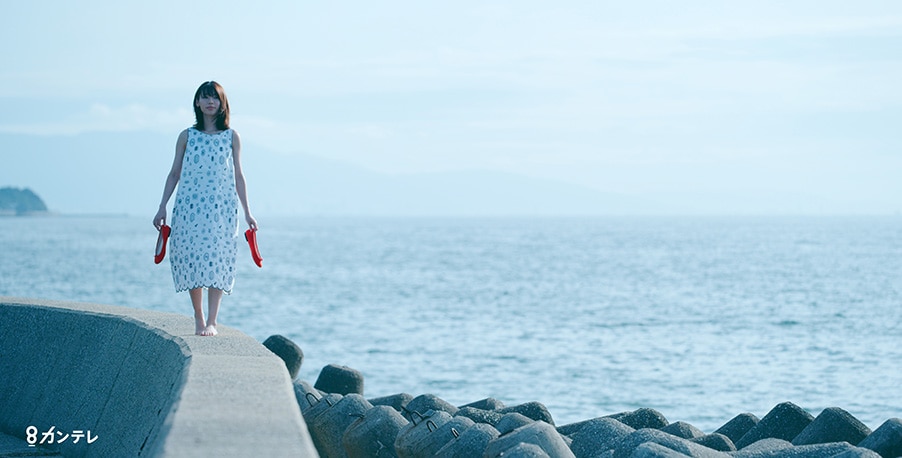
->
left=200, top=324, right=218, bottom=336
left=194, top=317, right=207, bottom=336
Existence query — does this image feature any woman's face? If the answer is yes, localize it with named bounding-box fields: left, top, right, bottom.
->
left=195, top=94, right=221, bottom=117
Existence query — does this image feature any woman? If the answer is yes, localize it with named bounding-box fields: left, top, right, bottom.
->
left=153, top=81, right=257, bottom=336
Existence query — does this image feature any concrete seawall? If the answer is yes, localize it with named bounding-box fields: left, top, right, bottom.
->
left=0, top=297, right=318, bottom=457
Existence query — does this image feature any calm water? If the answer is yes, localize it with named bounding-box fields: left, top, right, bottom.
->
left=2, top=215, right=901, bottom=431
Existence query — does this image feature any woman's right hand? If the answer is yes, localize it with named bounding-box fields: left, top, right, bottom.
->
left=153, top=208, right=166, bottom=230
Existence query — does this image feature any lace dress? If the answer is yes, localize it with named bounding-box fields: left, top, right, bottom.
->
left=169, top=128, right=239, bottom=294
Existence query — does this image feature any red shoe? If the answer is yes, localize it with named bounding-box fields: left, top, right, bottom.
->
left=245, top=228, right=263, bottom=267
left=154, top=225, right=171, bottom=264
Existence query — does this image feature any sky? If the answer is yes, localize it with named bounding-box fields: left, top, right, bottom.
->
left=1, top=1, right=901, bottom=215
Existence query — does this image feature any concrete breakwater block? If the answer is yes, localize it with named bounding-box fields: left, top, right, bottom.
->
left=302, top=393, right=346, bottom=452
left=734, top=402, right=814, bottom=449
left=456, top=406, right=505, bottom=426
left=483, top=421, right=576, bottom=458
left=496, top=442, right=553, bottom=457
left=688, top=433, right=735, bottom=452
left=496, top=412, right=537, bottom=435
left=460, top=397, right=506, bottom=411
left=285, top=374, right=897, bottom=458
left=568, top=417, right=635, bottom=458
left=831, top=448, right=883, bottom=458
left=498, top=401, right=556, bottom=425
left=661, top=421, right=705, bottom=440
left=293, top=379, right=324, bottom=414
left=306, top=393, right=373, bottom=458
left=370, top=392, right=414, bottom=412
left=426, top=415, right=476, bottom=448
left=557, top=418, right=597, bottom=437
left=791, top=407, right=871, bottom=446
left=394, top=409, right=456, bottom=458
left=414, top=415, right=478, bottom=457
left=262, top=334, right=304, bottom=379
left=342, top=405, right=409, bottom=458
left=435, top=423, right=500, bottom=458
left=631, top=441, right=694, bottom=457
left=612, top=428, right=728, bottom=458
left=303, top=392, right=344, bottom=421
left=858, top=418, right=902, bottom=458
left=733, top=441, right=873, bottom=458
left=731, top=438, right=793, bottom=456
left=713, top=413, right=759, bottom=444
left=608, top=408, right=670, bottom=430
left=315, top=363, right=365, bottom=395
left=285, top=388, right=899, bottom=458
left=402, top=393, right=459, bottom=419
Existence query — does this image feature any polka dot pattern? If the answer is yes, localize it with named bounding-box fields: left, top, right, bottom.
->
left=169, top=128, right=239, bottom=294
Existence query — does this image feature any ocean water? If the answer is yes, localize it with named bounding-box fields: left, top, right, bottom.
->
left=2, top=215, right=901, bottom=431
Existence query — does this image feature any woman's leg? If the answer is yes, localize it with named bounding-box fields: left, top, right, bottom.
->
left=189, top=288, right=206, bottom=335
left=202, top=288, right=224, bottom=336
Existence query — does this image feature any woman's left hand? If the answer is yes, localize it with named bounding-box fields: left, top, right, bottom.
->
left=246, top=214, right=258, bottom=231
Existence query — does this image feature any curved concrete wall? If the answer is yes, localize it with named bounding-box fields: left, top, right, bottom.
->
left=0, top=297, right=318, bottom=457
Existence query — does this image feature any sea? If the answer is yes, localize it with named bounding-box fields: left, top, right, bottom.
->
left=1, top=215, right=901, bottom=432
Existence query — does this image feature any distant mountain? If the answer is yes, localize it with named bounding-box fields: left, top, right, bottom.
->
left=0, top=131, right=664, bottom=217
left=0, top=187, right=49, bottom=215
left=249, top=149, right=663, bottom=216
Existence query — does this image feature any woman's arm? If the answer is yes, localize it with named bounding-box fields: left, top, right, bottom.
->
left=153, top=129, right=188, bottom=229
left=231, top=130, right=258, bottom=230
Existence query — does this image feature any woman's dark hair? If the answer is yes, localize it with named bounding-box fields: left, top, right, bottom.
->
left=193, top=81, right=230, bottom=131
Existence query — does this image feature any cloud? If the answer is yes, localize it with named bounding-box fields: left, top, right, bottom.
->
left=0, top=104, right=192, bottom=136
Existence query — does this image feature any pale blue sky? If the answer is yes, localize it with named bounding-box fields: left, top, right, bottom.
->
left=2, top=1, right=901, bottom=214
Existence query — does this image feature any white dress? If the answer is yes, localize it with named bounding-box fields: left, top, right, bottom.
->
left=169, top=128, right=239, bottom=294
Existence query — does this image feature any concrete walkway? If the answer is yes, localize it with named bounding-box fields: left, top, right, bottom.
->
left=0, top=297, right=318, bottom=457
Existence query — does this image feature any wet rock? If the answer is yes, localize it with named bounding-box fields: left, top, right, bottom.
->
left=791, top=407, right=871, bottom=446
left=734, top=402, right=814, bottom=449
left=314, top=363, right=365, bottom=395
left=262, top=334, right=304, bottom=379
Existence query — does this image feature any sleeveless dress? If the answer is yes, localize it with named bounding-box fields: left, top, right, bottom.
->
left=169, top=128, right=239, bottom=294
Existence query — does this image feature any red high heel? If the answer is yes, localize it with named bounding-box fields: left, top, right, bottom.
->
left=245, top=228, right=263, bottom=267
left=154, top=225, right=171, bottom=264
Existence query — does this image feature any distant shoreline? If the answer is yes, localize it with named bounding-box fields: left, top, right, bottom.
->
left=2, top=212, right=900, bottom=220
left=0, top=212, right=128, bottom=218
left=0, top=211, right=53, bottom=217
